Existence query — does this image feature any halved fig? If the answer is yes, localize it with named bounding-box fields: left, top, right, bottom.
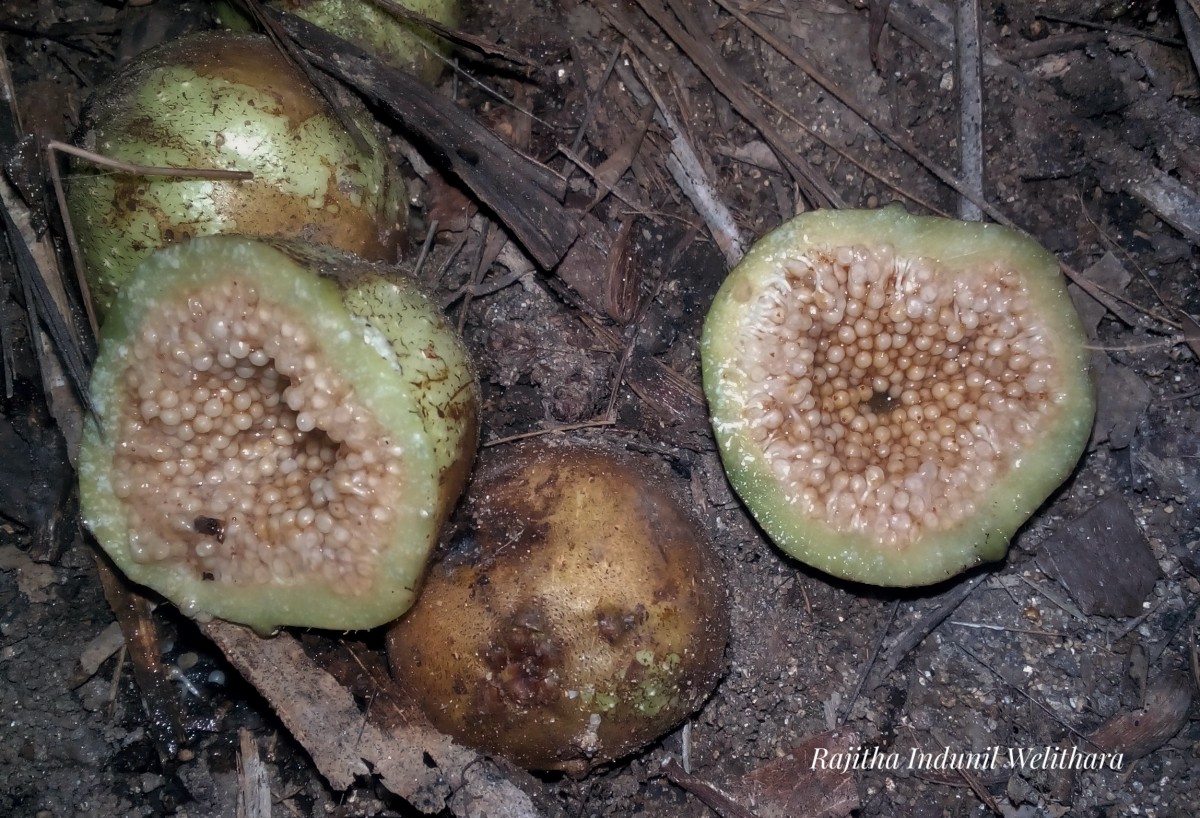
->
left=68, top=31, right=406, bottom=317
left=387, top=442, right=729, bottom=774
left=79, top=237, right=478, bottom=632
left=701, top=207, right=1095, bottom=586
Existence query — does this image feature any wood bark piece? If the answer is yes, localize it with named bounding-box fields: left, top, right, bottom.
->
left=1088, top=673, right=1193, bottom=761
left=955, top=0, right=983, bottom=221
left=271, top=9, right=578, bottom=270
left=96, top=557, right=189, bottom=761
left=236, top=729, right=272, bottom=818
left=202, top=621, right=544, bottom=817
left=0, top=179, right=92, bottom=447
left=1117, top=160, right=1200, bottom=248
left=1038, top=495, right=1160, bottom=618
left=1175, top=0, right=1200, bottom=79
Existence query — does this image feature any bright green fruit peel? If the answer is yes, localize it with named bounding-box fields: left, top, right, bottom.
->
left=80, top=237, right=478, bottom=632
left=702, top=207, right=1095, bottom=586
left=68, top=31, right=406, bottom=318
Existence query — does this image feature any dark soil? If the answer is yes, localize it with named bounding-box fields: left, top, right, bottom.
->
left=2, top=0, right=1198, bottom=817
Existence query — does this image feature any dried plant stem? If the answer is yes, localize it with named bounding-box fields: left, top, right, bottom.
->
left=661, top=757, right=758, bottom=818
left=713, top=0, right=1003, bottom=223
left=48, top=140, right=255, bottom=180
left=616, top=48, right=745, bottom=267
left=955, top=0, right=984, bottom=221
left=483, top=418, right=617, bottom=448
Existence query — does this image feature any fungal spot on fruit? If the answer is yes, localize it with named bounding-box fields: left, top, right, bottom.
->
left=595, top=605, right=647, bottom=645
left=481, top=606, right=564, bottom=710
left=193, top=515, right=226, bottom=543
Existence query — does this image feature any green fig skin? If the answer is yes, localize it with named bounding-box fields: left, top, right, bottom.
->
left=80, top=237, right=478, bottom=633
left=701, top=207, right=1095, bottom=587
left=68, top=31, right=406, bottom=318
left=218, top=0, right=459, bottom=84
left=387, top=443, right=729, bottom=774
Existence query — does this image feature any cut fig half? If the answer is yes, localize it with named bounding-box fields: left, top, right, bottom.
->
left=79, top=237, right=478, bottom=632
left=702, top=207, right=1095, bottom=586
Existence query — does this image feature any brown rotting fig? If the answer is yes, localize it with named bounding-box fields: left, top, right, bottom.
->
left=387, top=442, right=729, bottom=774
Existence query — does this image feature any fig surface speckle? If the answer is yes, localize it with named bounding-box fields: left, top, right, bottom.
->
left=387, top=442, right=729, bottom=773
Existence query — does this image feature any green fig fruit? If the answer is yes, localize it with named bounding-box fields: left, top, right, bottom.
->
left=68, top=31, right=406, bottom=318
left=217, top=0, right=460, bottom=84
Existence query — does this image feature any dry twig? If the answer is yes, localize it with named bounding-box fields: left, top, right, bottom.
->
left=661, top=757, right=759, bottom=818
left=622, top=0, right=843, bottom=211
left=615, top=49, right=745, bottom=266
left=45, top=139, right=254, bottom=337
left=955, top=0, right=983, bottom=221
left=876, top=572, right=988, bottom=681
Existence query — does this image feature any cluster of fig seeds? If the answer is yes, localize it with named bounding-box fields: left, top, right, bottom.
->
left=735, top=243, right=1064, bottom=549
left=109, top=278, right=406, bottom=594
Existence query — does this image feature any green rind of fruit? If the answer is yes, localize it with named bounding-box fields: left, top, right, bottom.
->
left=68, top=31, right=406, bottom=318
left=701, top=207, right=1096, bottom=587
left=217, top=0, right=459, bottom=84
left=79, top=237, right=478, bottom=632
